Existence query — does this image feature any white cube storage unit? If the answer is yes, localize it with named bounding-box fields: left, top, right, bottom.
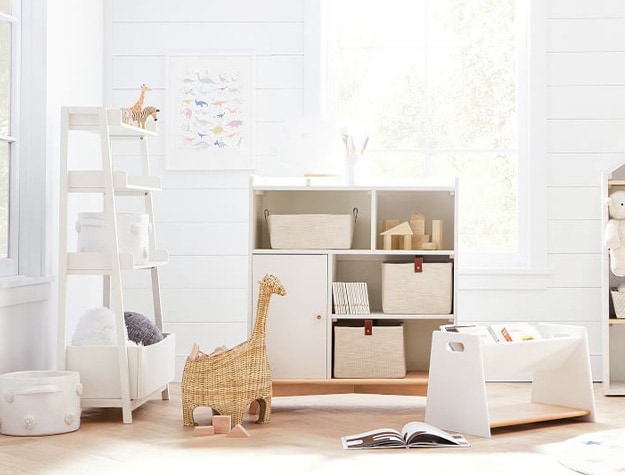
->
left=250, top=176, right=458, bottom=396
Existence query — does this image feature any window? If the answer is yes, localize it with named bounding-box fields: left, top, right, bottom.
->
left=326, top=0, right=528, bottom=267
left=0, top=0, right=18, bottom=276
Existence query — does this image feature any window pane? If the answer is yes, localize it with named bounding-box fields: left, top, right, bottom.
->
left=0, top=141, right=8, bottom=258
left=428, top=0, right=517, bottom=149
left=327, top=0, right=520, bottom=257
left=0, top=20, right=10, bottom=137
left=0, top=0, right=9, bottom=15
left=430, top=152, right=517, bottom=252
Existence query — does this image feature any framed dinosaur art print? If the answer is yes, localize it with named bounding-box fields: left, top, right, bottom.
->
left=166, top=52, right=255, bottom=170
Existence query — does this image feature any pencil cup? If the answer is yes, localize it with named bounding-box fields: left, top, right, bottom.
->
left=344, top=154, right=368, bottom=185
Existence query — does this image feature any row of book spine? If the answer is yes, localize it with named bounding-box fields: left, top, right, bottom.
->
left=332, top=282, right=370, bottom=315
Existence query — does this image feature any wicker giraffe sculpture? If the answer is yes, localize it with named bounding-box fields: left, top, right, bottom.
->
left=181, top=274, right=286, bottom=427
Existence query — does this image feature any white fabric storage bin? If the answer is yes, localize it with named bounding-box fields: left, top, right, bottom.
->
left=66, top=333, right=175, bottom=400
left=265, top=209, right=357, bottom=249
left=382, top=262, right=452, bottom=314
left=76, top=212, right=150, bottom=264
left=333, top=321, right=406, bottom=378
left=0, top=371, right=82, bottom=436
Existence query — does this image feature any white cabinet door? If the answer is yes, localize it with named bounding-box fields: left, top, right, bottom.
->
left=252, top=254, right=328, bottom=378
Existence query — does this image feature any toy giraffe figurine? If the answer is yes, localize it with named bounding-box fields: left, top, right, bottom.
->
left=181, top=274, right=286, bottom=427
left=130, top=84, right=151, bottom=114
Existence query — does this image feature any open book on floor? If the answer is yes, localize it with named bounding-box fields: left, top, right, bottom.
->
left=341, top=421, right=470, bottom=449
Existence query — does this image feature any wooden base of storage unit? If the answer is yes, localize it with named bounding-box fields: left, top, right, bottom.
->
left=273, top=371, right=429, bottom=397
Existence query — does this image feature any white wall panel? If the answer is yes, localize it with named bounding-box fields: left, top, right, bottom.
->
left=549, top=220, right=602, bottom=254
left=548, top=86, right=625, bottom=119
left=158, top=222, right=249, bottom=255
left=548, top=19, right=625, bottom=52
left=112, top=55, right=303, bottom=90
left=548, top=0, right=625, bottom=18
left=153, top=189, right=249, bottom=222
left=548, top=52, right=625, bottom=86
left=124, top=288, right=248, bottom=323
left=112, top=0, right=304, bottom=23
left=459, top=288, right=601, bottom=323
left=256, top=89, right=303, bottom=122
left=548, top=254, right=602, bottom=288
left=111, top=23, right=303, bottom=56
left=547, top=120, right=625, bottom=152
left=548, top=154, right=624, bottom=186
left=548, top=186, right=601, bottom=220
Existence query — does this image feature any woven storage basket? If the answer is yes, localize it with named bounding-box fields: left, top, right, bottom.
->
left=333, top=321, right=406, bottom=378
left=265, top=208, right=357, bottom=249
left=611, top=290, right=625, bottom=318
left=382, top=262, right=452, bottom=314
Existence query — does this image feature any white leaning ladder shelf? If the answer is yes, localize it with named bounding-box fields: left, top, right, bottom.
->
left=57, top=107, right=175, bottom=423
left=425, top=323, right=596, bottom=437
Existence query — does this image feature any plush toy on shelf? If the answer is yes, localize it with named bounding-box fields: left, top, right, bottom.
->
left=605, top=190, right=625, bottom=277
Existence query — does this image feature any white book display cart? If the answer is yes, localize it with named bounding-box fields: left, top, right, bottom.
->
left=57, top=107, right=175, bottom=423
left=425, top=323, right=596, bottom=437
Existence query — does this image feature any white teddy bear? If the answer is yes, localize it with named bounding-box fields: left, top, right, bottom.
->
left=605, top=190, right=625, bottom=277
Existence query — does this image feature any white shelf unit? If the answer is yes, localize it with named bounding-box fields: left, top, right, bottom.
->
left=602, top=168, right=625, bottom=395
left=249, top=177, right=458, bottom=396
left=57, top=107, right=175, bottom=423
left=425, top=324, right=596, bottom=437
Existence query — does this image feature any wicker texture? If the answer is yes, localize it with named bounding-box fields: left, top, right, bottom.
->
left=334, top=324, right=406, bottom=378
left=382, top=262, right=452, bottom=314
left=266, top=211, right=356, bottom=249
left=181, top=274, right=286, bottom=426
left=611, top=290, right=625, bottom=318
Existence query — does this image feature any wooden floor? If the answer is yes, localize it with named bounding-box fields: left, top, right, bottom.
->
left=1, top=382, right=624, bottom=474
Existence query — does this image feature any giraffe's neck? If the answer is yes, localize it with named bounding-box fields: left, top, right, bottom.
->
left=131, top=91, right=146, bottom=111
left=251, top=288, right=271, bottom=341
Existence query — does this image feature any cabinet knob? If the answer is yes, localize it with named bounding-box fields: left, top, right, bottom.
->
left=315, top=314, right=322, bottom=320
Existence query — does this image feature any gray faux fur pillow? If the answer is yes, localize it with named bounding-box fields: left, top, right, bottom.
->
left=124, top=311, right=164, bottom=346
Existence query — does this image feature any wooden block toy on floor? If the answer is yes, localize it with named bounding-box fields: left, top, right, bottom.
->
left=227, top=424, right=251, bottom=438
left=193, top=425, right=215, bottom=436
left=213, top=415, right=232, bottom=434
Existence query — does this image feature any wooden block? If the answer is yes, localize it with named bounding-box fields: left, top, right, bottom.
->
left=409, top=213, right=425, bottom=235
left=189, top=342, right=200, bottom=361
left=432, top=219, right=443, bottom=249
left=411, top=234, right=430, bottom=250
left=383, top=234, right=392, bottom=250
left=212, top=415, right=232, bottom=434
left=422, top=242, right=438, bottom=250
left=226, top=423, right=251, bottom=438
left=402, top=235, right=412, bottom=250
left=248, top=400, right=260, bottom=415
left=193, top=425, right=215, bottom=436
left=383, top=219, right=400, bottom=249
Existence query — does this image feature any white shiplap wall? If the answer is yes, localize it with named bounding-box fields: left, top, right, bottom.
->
left=107, top=0, right=304, bottom=379
left=106, top=0, right=625, bottom=381
left=546, top=0, right=625, bottom=376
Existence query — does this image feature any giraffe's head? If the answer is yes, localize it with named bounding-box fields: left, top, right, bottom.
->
left=259, top=274, right=286, bottom=296
left=140, top=83, right=151, bottom=93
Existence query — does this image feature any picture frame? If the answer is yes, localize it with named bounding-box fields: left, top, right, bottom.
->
left=165, top=52, right=255, bottom=170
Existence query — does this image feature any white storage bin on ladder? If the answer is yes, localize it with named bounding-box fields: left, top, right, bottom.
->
left=76, top=212, right=150, bottom=264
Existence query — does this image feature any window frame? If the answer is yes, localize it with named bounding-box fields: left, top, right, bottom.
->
left=0, top=2, right=20, bottom=277
left=308, top=0, right=548, bottom=283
